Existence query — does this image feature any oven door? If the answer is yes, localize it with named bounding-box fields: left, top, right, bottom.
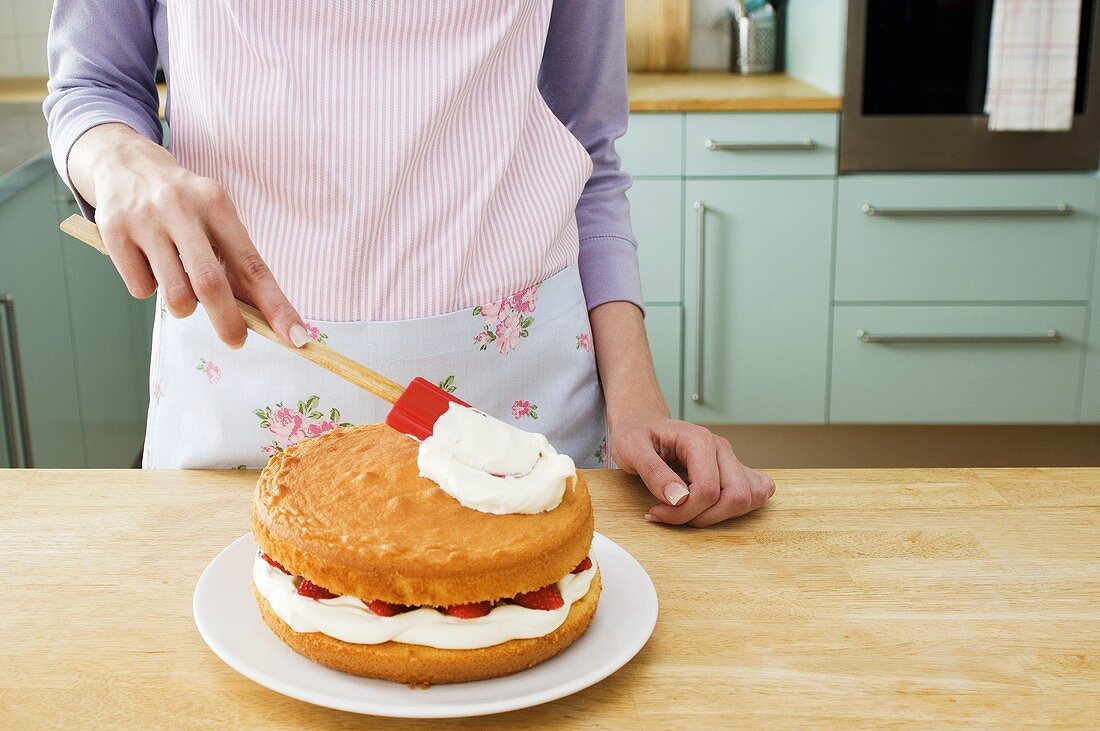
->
left=840, top=0, right=1100, bottom=172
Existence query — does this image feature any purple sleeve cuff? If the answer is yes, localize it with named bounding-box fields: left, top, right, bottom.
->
left=46, top=95, right=163, bottom=219
left=577, top=234, right=645, bottom=313
left=44, top=0, right=163, bottom=219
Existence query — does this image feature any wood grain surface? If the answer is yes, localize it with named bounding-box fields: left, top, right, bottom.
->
left=2, top=467, right=1099, bottom=728
left=0, top=75, right=840, bottom=114
left=625, top=0, right=691, bottom=72
left=628, top=71, right=842, bottom=112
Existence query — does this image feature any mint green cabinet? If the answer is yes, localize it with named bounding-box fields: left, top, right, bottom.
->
left=627, top=179, right=682, bottom=303
left=618, top=113, right=682, bottom=177
left=685, top=113, right=839, bottom=177
left=835, top=175, right=1098, bottom=303
left=643, top=304, right=683, bottom=419
left=0, top=160, right=84, bottom=466
left=0, top=160, right=151, bottom=467
left=1082, top=181, right=1100, bottom=421
left=830, top=305, right=1088, bottom=423
left=56, top=181, right=153, bottom=467
left=682, top=179, right=833, bottom=424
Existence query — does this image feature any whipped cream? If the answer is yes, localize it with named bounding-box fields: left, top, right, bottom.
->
left=417, top=403, right=576, bottom=514
left=253, top=555, right=597, bottom=650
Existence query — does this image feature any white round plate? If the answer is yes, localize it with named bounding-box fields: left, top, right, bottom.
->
left=193, top=532, right=657, bottom=718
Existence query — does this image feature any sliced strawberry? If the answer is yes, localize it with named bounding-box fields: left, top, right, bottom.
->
left=571, top=556, right=592, bottom=574
left=260, top=552, right=289, bottom=575
left=511, top=584, right=564, bottom=610
left=366, top=599, right=411, bottom=617
left=296, top=579, right=337, bottom=600
left=443, top=601, right=493, bottom=619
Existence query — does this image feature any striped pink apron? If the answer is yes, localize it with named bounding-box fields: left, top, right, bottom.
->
left=143, top=0, right=608, bottom=468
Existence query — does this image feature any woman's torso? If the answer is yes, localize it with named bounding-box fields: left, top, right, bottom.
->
left=156, top=0, right=593, bottom=321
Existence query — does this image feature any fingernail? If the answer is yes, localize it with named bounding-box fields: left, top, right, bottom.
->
left=644, top=513, right=663, bottom=523
left=289, top=323, right=310, bottom=348
left=663, top=483, right=690, bottom=506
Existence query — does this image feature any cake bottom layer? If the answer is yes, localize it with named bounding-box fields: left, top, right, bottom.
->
left=252, top=571, right=601, bottom=686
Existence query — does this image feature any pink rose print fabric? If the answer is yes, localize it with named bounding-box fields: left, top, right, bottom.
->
left=196, top=358, right=221, bottom=384
left=304, top=323, right=328, bottom=343
left=593, top=438, right=609, bottom=467
left=473, top=285, right=537, bottom=354
left=253, top=395, right=352, bottom=454
left=511, top=399, right=539, bottom=420
left=576, top=332, right=590, bottom=351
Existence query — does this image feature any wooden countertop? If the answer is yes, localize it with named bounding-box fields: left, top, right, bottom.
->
left=3, top=467, right=1098, bottom=727
left=628, top=71, right=841, bottom=112
left=1, top=73, right=840, bottom=114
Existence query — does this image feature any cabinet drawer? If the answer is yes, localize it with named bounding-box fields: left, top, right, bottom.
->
left=644, top=304, right=683, bottom=419
left=829, top=305, right=1087, bottom=423
left=835, top=175, right=1098, bottom=302
left=628, top=179, right=682, bottom=302
left=685, top=113, right=838, bottom=177
left=620, top=113, right=682, bottom=177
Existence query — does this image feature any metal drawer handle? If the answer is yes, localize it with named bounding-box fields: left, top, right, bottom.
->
left=0, top=295, right=32, bottom=467
left=862, top=203, right=1071, bottom=217
left=705, top=138, right=817, bottom=152
left=691, top=202, right=707, bottom=404
left=856, top=329, right=1062, bottom=345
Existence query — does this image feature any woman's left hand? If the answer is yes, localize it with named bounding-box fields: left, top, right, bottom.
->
left=609, top=416, right=776, bottom=527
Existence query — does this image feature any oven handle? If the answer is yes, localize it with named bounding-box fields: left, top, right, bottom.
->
left=0, top=295, right=32, bottom=467
left=856, top=329, right=1062, bottom=345
left=862, top=203, right=1071, bottom=217
left=705, top=138, right=817, bottom=152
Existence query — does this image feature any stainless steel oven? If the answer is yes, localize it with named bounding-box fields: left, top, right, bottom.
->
left=840, top=0, right=1100, bottom=172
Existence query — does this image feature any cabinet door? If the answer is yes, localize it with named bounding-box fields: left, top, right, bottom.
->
left=627, top=179, right=682, bottom=304
left=56, top=179, right=154, bottom=467
left=0, top=162, right=84, bottom=466
left=643, top=304, right=683, bottom=419
left=1083, top=182, right=1100, bottom=422
left=682, top=179, right=833, bottom=423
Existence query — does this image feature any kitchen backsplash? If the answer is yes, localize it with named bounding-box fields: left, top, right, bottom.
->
left=1, top=0, right=845, bottom=90
left=0, top=0, right=51, bottom=77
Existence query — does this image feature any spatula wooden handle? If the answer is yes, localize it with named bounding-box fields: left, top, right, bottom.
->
left=60, top=215, right=405, bottom=404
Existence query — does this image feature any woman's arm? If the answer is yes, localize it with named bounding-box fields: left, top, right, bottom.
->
left=590, top=303, right=775, bottom=526
left=541, top=1, right=775, bottom=526
left=45, top=0, right=307, bottom=349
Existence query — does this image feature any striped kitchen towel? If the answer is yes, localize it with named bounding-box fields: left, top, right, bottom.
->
left=984, top=0, right=1083, bottom=131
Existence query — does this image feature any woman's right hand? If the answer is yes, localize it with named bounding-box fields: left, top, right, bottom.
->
left=67, top=123, right=309, bottom=349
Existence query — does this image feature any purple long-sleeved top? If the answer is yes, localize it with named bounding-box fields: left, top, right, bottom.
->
left=44, top=0, right=643, bottom=312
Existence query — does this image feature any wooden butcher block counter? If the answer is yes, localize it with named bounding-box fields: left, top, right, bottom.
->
left=2, top=467, right=1098, bottom=728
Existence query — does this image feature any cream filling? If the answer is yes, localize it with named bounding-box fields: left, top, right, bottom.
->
left=253, top=555, right=597, bottom=650
left=417, top=403, right=576, bottom=515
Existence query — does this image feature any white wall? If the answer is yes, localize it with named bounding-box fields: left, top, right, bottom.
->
left=0, top=0, right=52, bottom=77
left=785, top=0, right=848, bottom=95
left=690, top=0, right=848, bottom=93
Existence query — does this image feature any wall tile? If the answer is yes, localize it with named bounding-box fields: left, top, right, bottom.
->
left=15, top=32, right=46, bottom=75
left=691, top=25, right=730, bottom=71
left=13, top=0, right=50, bottom=36
left=0, top=36, right=19, bottom=76
left=0, top=0, right=18, bottom=37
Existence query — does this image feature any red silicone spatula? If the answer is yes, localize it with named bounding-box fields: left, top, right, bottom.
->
left=60, top=215, right=468, bottom=441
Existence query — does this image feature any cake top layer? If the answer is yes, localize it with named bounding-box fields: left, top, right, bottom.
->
left=251, top=424, right=594, bottom=605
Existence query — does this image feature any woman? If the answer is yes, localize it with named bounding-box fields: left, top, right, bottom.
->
left=45, top=0, right=773, bottom=527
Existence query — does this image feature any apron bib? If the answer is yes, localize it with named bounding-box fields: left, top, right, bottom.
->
left=145, top=0, right=607, bottom=468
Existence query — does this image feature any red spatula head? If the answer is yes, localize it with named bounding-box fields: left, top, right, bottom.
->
left=386, top=377, right=470, bottom=441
